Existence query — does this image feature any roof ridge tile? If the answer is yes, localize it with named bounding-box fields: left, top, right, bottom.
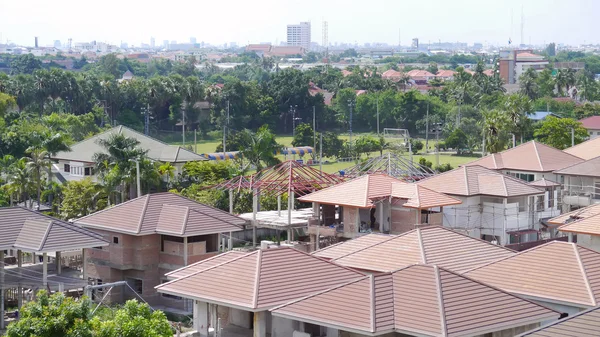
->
left=433, top=265, right=448, bottom=337
left=573, top=245, right=597, bottom=306
left=252, top=250, right=262, bottom=309
left=136, top=194, right=150, bottom=234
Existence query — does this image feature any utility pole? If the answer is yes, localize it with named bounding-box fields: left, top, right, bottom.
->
left=313, top=106, right=316, bottom=160
left=194, top=128, right=197, bottom=151
left=182, top=108, right=186, bottom=146
left=435, top=123, right=442, bottom=167
left=291, top=105, right=298, bottom=138
left=571, top=127, right=575, bottom=147
left=319, top=132, right=323, bottom=174
left=348, top=100, right=355, bottom=144
left=425, top=102, right=429, bottom=153
left=376, top=94, right=380, bottom=136
left=223, top=100, right=229, bottom=153
left=136, top=159, right=141, bottom=198
left=144, top=104, right=150, bottom=135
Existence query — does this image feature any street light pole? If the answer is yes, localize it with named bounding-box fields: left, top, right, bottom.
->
left=435, top=123, right=441, bottom=167
left=290, top=105, right=298, bottom=138
left=348, top=100, right=355, bottom=144
left=223, top=100, right=229, bottom=153
left=313, top=106, right=316, bottom=159
left=136, top=159, right=141, bottom=198
left=376, top=94, right=380, bottom=136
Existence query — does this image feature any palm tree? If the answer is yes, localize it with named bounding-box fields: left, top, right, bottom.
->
left=93, top=134, right=148, bottom=202
left=481, top=109, right=510, bottom=153
left=239, top=126, right=283, bottom=171
left=25, top=148, right=51, bottom=209
left=504, top=94, right=533, bottom=143
left=158, top=162, right=175, bottom=188
left=519, top=68, right=539, bottom=100
left=577, top=70, right=599, bottom=102
left=6, top=158, right=33, bottom=207
left=556, top=68, right=577, bottom=96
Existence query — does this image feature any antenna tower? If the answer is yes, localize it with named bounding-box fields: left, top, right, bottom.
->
left=322, top=20, right=329, bottom=60
left=520, top=5, right=524, bottom=46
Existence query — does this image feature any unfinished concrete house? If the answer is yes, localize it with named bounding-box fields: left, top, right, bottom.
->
left=312, top=226, right=515, bottom=274
left=0, top=207, right=109, bottom=329
left=417, top=165, right=558, bottom=246
left=466, top=140, right=583, bottom=183
left=554, top=156, right=600, bottom=211
left=298, top=174, right=461, bottom=247
left=465, top=241, right=600, bottom=316
left=271, top=264, right=560, bottom=337
left=74, top=192, right=246, bottom=311
left=549, top=204, right=600, bottom=249
left=155, top=247, right=364, bottom=337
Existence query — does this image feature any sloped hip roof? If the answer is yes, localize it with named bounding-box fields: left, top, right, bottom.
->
left=155, top=247, right=364, bottom=311
left=271, top=264, right=559, bottom=336
left=466, top=140, right=583, bottom=172
left=564, top=137, right=600, bottom=160
left=75, top=192, right=245, bottom=236
left=0, top=207, right=108, bottom=252
left=52, top=125, right=206, bottom=163
left=518, top=304, right=600, bottom=336
left=465, top=241, right=600, bottom=308
left=312, top=226, right=515, bottom=273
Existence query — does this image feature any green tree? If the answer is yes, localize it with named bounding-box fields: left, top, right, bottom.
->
left=427, top=62, right=439, bottom=75
left=534, top=116, right=588, bottom=150
left=482, top=109, right=510, bottom=153
left=545, top=43, right=556, bottom=57
left=60, top=178, right=104, bottom=219
left=577, top=70, right=599, bottom=102
left=317, top=132, right=345, bottom=158
left=519, top=68, right=539, bottom=100
left=97, top=54, right=122, bottom=78
left=5, top=290, right=93, bottom=337
left=445, top=128, right=469, bottom=153
left=25, top=148, right=50, bottom=208
left=10, top=54, right=42, bottom=74
left=238, top=126, right=282, bottom=171
left=536, top=69, right=555, bottom=97
left=0, top=92, right=16, bottom=116
left=291, top=123, right=314, bottom=147
left=556, top=68, right=576, bottom=96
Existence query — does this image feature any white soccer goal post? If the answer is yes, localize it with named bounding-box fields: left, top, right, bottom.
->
left=383, top=128, right=411, bottom=153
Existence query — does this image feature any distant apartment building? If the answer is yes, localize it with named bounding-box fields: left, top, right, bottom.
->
left=287, top=22, right=311, bottom=49
left=499, top=49, right=549, bottom=84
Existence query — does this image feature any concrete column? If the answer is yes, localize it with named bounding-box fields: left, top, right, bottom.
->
left=415, top=208, right=421, bottom=224
left=82, top=249, right=87, bottom=281
left=277, top=195, right=281, bottom=217
left=568, top=232, right=574, bottom=243
left=210, top=304, right=218, bottom=336
left=228, top=231, right=233, bottom=251
left=502, top=198, right=508, bottom=245
left=229, top=190, right=234, bottom=214
left=17, top=250, right=22, bottom=309
left=1, top=250, right=5, bottom=330
left=183, top=237, right=189, bottom=266
left=56, top=251, right=62, bottom=275
left=326, top=327, right=339, bottom=336
left=193, top=300, right=209, bottom=336
left=379, top=202, right=384, bottom=232
left=42, top=252, right=48, bottom=286
left=252, top=191, right=258, bottom=248
left=544, top=191, right=550, bottom=210
left=253, top=311, right=267, bottom=337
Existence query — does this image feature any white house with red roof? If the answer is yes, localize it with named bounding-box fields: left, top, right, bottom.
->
left=579, top=116, right=600, bottom=139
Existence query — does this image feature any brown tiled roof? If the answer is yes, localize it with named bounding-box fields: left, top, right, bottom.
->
left=0, top=207, right=108, bottom=252
left=547, top=204, right=600, bottom=225
left=555, top=156, right=600, bottom=178
left=465, top=241, right=600, bottom=307
left=417, top=165, right=544, bottom=197
left=165, top=251, right=247, bottom=280
left=381, top=69, right=404, bottom=80
left=579, top=116, right=600, bottom=130
left=299, top=174, right=459, bottom=209
left=272, top=265, right=559, bottom=336
left=406, top=69, right=435, bottom=79
left=435, top=69, right=456, bottom=78
left=314, top=226, right=515, bottom=273
left=76, top=192, right=245, bottom=236
left=564, top=137, right=600, bottom=160
left=389, top=183, right=462, bottom=209
left=155, top=247, right=364, bottom=311
left=518, top=305, right=600, bottom=336
left=558, top=213, right=600, bottom=236
left=312, top=234, right=393, bottom=260
left=528, top=178, right=561, bottom=187
left=466, top=141, right=584, bottom=172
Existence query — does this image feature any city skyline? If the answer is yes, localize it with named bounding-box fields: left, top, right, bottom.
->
left=1, top=0, right=599, bottom=48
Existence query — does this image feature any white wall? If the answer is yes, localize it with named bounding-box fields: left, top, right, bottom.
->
left=271, top=316, right=298, bottom=337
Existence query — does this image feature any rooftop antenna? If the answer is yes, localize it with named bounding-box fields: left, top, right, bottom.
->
left=520, top=5, right=524, bottom=46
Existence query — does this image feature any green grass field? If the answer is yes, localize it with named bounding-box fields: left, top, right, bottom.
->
left=174, top=133, right=478, bottom=174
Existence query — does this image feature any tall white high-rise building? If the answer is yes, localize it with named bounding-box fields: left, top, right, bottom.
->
left=287, top=22, right=311, bottom=49
left=150, top=37, right=155, bottom=48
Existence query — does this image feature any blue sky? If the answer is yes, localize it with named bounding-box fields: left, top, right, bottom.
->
left=0, top=0, right=598, bottom=47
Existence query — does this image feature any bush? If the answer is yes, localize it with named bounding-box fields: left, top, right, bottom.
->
left=410, top=139, right=424, bottom=154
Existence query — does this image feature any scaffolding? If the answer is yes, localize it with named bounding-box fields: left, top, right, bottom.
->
left=210, top=160, right=344, bottom=248
left=339, top=153, right=435, bottom=181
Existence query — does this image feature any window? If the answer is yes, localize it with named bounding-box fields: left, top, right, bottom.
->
left=64, top=164, right=70, bottom=173
left=84, top=167, right=92, bottom=176
left=126, top=278, right=143, bottom=295
left=113, top=237, right=119, bottom=244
